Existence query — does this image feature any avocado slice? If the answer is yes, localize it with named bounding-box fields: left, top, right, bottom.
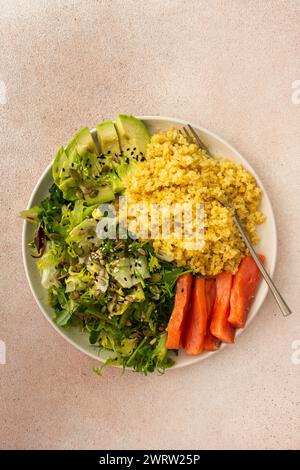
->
left=96, top=117, right=150, bottom=192
left=115, top=114, right=150, bottom=160
left=53, top=127, right=114, bottom=202
left=96, top=121, right=127, bottom=191
left=53, top=128, right=97, bottom=189
left=52, top=118, right=150, bottom=204
left=113, top=115, right=150, bottom=181
left=108, top=258, right=134, bottom=288
left=64, top=127, right=99, bottom=183
left=130, top=255, right=150, bottom=280
left=83, top=185, right=115, bottom=205
left=96, top=121, right=120, bottom=156
left=66, top=127, right=97, bottom=157
left=108, top=254, right=150, bottom=289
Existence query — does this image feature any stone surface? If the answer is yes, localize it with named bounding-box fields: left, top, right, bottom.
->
left=0, top=0, right=300, bottom=450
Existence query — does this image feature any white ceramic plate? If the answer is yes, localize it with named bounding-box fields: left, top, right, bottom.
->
left=22, top=116, right=277, bottom=370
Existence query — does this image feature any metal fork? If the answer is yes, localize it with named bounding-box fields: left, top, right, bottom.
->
left=182, top=124, right=292, bottom=317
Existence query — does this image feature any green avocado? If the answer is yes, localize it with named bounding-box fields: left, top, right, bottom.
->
left=115, top=114, right=150, bottom=160
left=108, top=254, right=150, bottom=289
left=83, top=185, right=115, bottom=205
left=96, top=117, right=150, bottom=191
left=96, top=120, right=127, bottom=189
left=108, top=257, right=134, bottom=288
left=53, top=128, right=97, bottom=188
left=130, top=255, right=150, bottom=281
left=52, top=118, right=150, bottom=204
left=53, top=127, right=110, bottom=202
left=66, top=127, right=97, bottom=157
left=113, top=115, right=150, bottom=181
left=96, top=121, right=120, bottom=156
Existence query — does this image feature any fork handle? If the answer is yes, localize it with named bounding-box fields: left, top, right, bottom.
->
left=233, top=213, right=292, bottom=317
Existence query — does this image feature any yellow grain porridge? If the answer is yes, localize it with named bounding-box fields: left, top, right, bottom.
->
left=124, top=129, right=265, bottom=276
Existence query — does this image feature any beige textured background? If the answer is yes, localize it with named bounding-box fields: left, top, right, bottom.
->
left=0, top=0, right=300, bottom=450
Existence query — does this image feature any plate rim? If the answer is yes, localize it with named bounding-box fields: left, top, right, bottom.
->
left=22, top=115, right=278, bottom=371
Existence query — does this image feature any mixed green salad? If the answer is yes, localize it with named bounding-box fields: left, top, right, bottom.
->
left=20, top=115, right=186, bottom=373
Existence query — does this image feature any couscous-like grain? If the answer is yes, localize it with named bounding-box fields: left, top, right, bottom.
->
left=124, top=129, right=265, bottom=276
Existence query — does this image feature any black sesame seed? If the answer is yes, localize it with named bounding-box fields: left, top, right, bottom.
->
left=181, top=288, right=184, bottom=293
left=141, top=156, right=146, bottom=162
left=140, top=152, right=144, bottom=156
left=130, top=151, right=134, bottom=156
left=104, top=226, right=108, bottom=232
left=62, top=168, right=65, bottom=172
left=124, top=277, right=127, bottom=281
left=125, top=157, right=130, bottom=164
left=126, top=148, right=130, bottom=151
left=71, top=163, right=74, bottom=167
left=133, top=147, right=137, bottom=151
left=107, top=150, right=111, bottom=154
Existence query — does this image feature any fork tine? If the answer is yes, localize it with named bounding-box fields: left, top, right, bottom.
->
left=187, top=124, right=213, bottom=157
left=182, top=126, right=193, bottom=143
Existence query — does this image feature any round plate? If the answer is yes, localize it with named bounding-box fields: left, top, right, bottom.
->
left=22, top=116, right=277, bottom=370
